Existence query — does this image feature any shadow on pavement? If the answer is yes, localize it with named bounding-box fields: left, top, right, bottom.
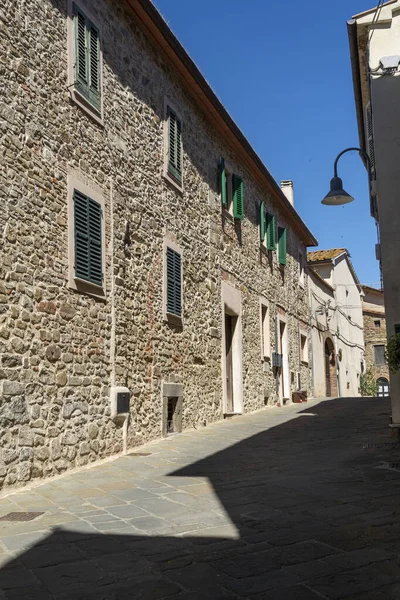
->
left=2, top=397, right=400, bottom=599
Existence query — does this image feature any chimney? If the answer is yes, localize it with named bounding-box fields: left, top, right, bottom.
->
left=280, top=180, right=294, bottom=206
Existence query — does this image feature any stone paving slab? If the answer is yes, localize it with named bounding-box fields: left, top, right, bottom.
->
left=0, top=397, right=400, bottom=598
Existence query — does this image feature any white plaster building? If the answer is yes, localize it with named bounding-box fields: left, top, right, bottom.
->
left=308, top=249, right=365, bottom=398
left=348, top=1, right=400, bottom=423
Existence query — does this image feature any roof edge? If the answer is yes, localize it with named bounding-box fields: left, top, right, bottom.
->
left=347, top=19, right=366, bottom=155
left=127, top=0, right=317, bottom=246
left=352, top=0, right=397, bottom=20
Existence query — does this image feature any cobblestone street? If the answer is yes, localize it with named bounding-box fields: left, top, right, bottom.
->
left=1, top=397, right=400, bottom=599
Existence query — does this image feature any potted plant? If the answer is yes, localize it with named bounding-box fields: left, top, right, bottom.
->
left=360, top=369, right=378, bottom=397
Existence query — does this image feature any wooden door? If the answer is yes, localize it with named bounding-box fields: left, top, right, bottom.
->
left=225, top=314, right=234, bottom=412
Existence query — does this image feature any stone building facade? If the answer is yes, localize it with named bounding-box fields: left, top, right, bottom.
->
left=362, top=286, right=389, bottom=395
left=0, top=0, right=316, bottom=489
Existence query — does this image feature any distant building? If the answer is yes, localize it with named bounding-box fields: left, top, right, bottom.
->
left=362, top=285, right=389, bottom=396
left=308, top=249, right=365, bottom=397
left=348, top=2, right=400, bottom=421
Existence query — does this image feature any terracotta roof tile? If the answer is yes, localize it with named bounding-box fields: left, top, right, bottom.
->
left=307, top=248, right=347, bottom=263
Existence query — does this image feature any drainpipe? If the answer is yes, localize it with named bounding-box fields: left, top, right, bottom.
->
left=110, top=179, right=129, bottom=454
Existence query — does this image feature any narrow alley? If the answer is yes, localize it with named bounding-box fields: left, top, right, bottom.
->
left=0, top=397, right=400, bottom=599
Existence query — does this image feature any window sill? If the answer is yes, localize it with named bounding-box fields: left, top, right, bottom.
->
left=69, top=87, right=104, bottom=126
left=69, top=276, right=106, bottom=299
left=164, top=312, right=183, bottom=327
left=222, top=208, right=234, bottom=222
left=163, top=170, right=183, bottom=194
left=301, top=360, right=309, bottom=366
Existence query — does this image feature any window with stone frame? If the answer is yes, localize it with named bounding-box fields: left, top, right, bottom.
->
left=260, top=301, right=270, bottom=359
left=67, top=1, right=103, bottom=122
left=299, top=250, right=305, bottom=287
left=220, top=158, right=244, bottom=220
left=373, top=344, right=386, bottom=365
left=300, top=333, right=308, bottom=364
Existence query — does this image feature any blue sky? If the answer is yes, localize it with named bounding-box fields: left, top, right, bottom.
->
left=153, top=0, right=380, bottom=287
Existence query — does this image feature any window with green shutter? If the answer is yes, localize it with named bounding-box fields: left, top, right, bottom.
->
left=220, top=158, right=227, bottom=206
left=166, top=247, right=182, bottom=317
left=73, top=3, right=101, bottom=112
left=232, top=174, right=244, bottom=219
left=74, top=189, right=103, bottom=286
left=278, top=226, right=287, bottom=265
left=167, top=108, right=182, bottom=183
left=266, top=213, right=276, bottom=250
left=260, top=201, right=265, bottom=242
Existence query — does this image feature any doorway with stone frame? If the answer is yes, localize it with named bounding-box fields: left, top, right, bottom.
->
left=324, top=338, right=337, bottom=397
left=221, top=281, right=243, bottom=416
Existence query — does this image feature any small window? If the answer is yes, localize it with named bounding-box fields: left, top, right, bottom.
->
left=260, top=204, right=276, bottom=252
left=220, top=158, right=244, bottom=219
left=278, top=226, right=287, bottom=265
left=167, top=107, right=182, bottom=184
left=299, top=250, right=304, bottom=287
left=373, top=344, right=386, bottom=365
left=72, top=3, right=101, bottom=114
left=73, top=189, right=103, bottom=287
left=165, top=244, right=182, bottom=319
left=374, top=320, right=381, bottom=328
left=300, top=333, right=308, bottom=364
left=260, top=303, right=270, bottom=359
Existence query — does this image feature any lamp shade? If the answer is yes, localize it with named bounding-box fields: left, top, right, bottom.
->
left=321, top=176, right=354, bottom=206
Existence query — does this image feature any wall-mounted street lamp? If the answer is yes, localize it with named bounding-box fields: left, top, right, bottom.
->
left=321, top=147, right=371, bottom=206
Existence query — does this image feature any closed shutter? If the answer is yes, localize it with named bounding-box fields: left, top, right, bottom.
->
left=365, top=103, right=375, bottom=178
left=232, top=174, right=244, bottom=219
left=88, top=24, right=100, bottom=110
left=168, top=108, right=182, bottom=183
left=260, top=201, right=265, bottom=242
left=73, top=3, right=101, bottom=112
left=166, top=247, right=182, bottom=316
left=74, top=190, right=103, bottom=287
left=266, top=213, right=276, bottom=250
left=74, top=4, right=88, bottom=87
left=373, top=345, right=385, bottom=365
left=220, top=158, right=227, bottom=206
left=278, top=226, right=287, bottom=265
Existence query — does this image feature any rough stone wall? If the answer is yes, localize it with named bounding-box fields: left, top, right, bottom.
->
left=0, top=0, right=312, bottom=490
left=363, top=312, right=389, bottom=381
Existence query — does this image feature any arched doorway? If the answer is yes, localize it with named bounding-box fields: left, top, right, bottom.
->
left=325, top=338, right=337, bottom=397
left=376, top=377, right=389, bottom=397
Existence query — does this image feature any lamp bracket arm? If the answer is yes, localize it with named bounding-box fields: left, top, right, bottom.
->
left=333, top=147, right=371, bottom=178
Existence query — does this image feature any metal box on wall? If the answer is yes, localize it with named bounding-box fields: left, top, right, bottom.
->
left=110, top=386, right=130, bottom=419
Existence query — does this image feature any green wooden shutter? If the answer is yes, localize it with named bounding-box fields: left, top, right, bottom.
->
left=74, top=4, right=88, bottom=88
left=166, top=247, right=182, bottom=316
left=168, top=108, right=182, bottom=182
left=266, top=213, right=276, bottom=250
left=260, top=201, right=265, bottom=242
left=74, top=190, right=103, bottom=286
left=73, top=4, right=101, bottom=112
left=220, top=158, right=226, bottom=206
left=88, top=23, right=101, bottom=110
left=278, top=226, right=287, bottom=265
left=232, top=174, right=244, bottom=219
